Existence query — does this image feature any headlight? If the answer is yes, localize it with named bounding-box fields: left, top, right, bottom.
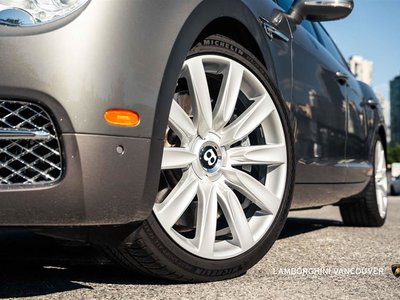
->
left=0, top=0, right=89, bottom=26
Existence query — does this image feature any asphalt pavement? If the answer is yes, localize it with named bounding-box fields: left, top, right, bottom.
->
left=0, top=197, right=399, bottom=299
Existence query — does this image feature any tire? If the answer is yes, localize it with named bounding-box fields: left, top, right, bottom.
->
left=103, top=35, right=295, bottom=282
left=340, top=137, right=388, bottom=227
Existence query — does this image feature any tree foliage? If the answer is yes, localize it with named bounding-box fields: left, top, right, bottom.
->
left=387, top=144, right=400, bottom=164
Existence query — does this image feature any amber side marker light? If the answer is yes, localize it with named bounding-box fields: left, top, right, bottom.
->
left=104, top=109, right=140, bottom=127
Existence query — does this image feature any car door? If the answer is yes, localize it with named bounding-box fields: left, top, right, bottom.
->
left=346, top=80, right=373, bottom=183
left=312, top=24, right=370, bottom=184
left=286, top=16, right=348, bottom=183
left=345, top=76, right=370, bottom=183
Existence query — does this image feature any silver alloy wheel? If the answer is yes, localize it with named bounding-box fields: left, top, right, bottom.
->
left=153, top=55, right=288, bottom=260
left=375, top=140, right=388, bottom=218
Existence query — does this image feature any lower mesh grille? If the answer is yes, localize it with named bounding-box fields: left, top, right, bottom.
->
left=0, top=100, right=62, bottom=185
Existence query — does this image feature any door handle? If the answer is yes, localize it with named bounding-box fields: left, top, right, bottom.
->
left=336, top=71, right=348, bottom=85
left=366, top=98, right=379, bottom=109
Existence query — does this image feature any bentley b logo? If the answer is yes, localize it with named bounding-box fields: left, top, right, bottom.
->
left=392, top=264, right=400, bottom=278
left=203, top=148, right=217, bottom=167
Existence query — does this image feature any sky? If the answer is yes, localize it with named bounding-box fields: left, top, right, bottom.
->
left=324, top=0, right=400, bottom=123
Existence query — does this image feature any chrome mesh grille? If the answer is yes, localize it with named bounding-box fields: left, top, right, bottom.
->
left=0, top=100, right=62, bottom=185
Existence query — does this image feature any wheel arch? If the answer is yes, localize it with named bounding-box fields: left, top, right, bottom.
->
left=378, top=125, right=387, bottom=152
left=152, top=0, right=277, bottom=140
left=193, top=17, right=266, bottom=67
left=365, top=124, right=387, bottom=168
left=377, top=125, right=387, bottom=164
left=143, top=1, right=281, bottom=222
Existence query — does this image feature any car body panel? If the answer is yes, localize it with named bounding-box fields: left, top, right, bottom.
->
left=345, top=75, right=372, bottom=184
left=0, top=0, right=386, bottom=226
left=289, top=19, right=348, bottom=184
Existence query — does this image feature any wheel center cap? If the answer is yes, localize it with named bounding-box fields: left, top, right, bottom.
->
left=199, top=142, right=222, bottom=173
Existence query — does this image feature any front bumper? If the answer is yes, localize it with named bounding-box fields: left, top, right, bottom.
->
left=0, top=133, right=162, bottom=226
left=0, top=0, right=184, bottom=226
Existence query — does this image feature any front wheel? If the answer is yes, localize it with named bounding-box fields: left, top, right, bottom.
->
left=103, top=35, right=295, bottom=282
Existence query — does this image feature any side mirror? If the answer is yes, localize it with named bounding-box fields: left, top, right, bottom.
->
left=288, top=0, right=354, bottom=24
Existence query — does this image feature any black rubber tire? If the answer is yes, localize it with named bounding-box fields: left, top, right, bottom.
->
left=102, top=35, right=295, bottom=282
left=339, top=136, right=387, bottom=227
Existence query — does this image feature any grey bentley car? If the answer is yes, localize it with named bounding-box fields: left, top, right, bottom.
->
left=0, top=0, right=387, bottom=282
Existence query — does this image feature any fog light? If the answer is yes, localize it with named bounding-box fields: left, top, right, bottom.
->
left=104, top=109, right=140, bottom=127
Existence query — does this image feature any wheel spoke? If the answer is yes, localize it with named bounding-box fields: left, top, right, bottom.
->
left=375, top=170, right=385, bottom=181
left=376, top=179, right=387, bottom=194
left=382, top=194, right=388, bottom=211
left=183, top=58, right=213, bottom=138
left=379, top=150, right=386, bottom=170
left=161, top=147, right=197, bottom=170
left=222, top=167, right=280, bottom=215
left=228, top=143, right=286, bottom=166
left=217, top=183, right=254, bottom=249
left=168, top=100, right=197, bottom=144
left=375, top=143, right=385, bottom=171
left=377, top=147, right=382, bottom=168
left=195, top=181, right=218, bottom=257
left=153, top=170, right=198, bottom=229
left=374, top=141, right=388, bottom=218
left=376, top=188, right=384, bottom=213
left=220, top=95, right=275, bottom=146
left=212, top=61, right=244, bottom=131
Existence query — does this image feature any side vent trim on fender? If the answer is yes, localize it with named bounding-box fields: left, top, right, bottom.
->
left=260, top=17, right=290, bottom=43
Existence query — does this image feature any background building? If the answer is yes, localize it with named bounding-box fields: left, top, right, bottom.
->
left=390, top=75, right=400, bottom=144
left=348, top=55, right=373, bottom=85
left=375, top=91, right=390, bottom=143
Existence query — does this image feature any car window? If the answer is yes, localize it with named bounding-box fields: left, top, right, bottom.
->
left=313, top=23, right=347, bottom=67
left=301, top=20, right=318, bottom=39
